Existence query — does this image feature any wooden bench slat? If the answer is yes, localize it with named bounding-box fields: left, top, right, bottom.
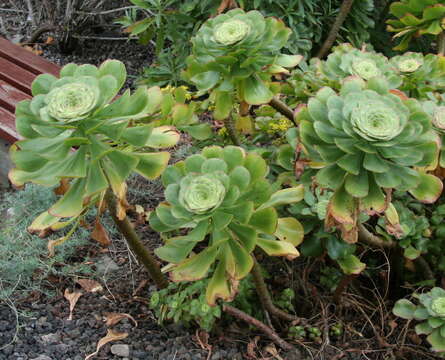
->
left=0, top=57, right=36, bottom=95
left=0, top=80, right=31, bottom=113
left=0, top=37, right=60, bottom=77
left=0, top=107, right=19, bottom=143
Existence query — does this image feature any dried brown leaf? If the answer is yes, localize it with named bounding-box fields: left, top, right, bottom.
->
left=103, top=312, right=137, bottom=327
left=84, top=329, right=128, bottom=360
left=91, top=219, right=111, bottom=246
left=48, top=236, right=68, bottom=257
left=76, top=279, right=103, bottom=293
left=64, top=289, right=82, bottom=321
left=54, top=178, right=70, bottom=195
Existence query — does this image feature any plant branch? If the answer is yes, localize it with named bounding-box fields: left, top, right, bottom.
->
left=438, top=32, right=445, bottom=56
left=224, top=114, right=241, bottom=146
left=251, top=258, right=303, bottom=323
left=74, top=6, right=138, bottom=16
left=25, top=25, right=57, bottom=44
left=333, top=274, right=356, bottom=304
left=269, top=97, right=297, bottom=126
left=317, top=0, right=355, bottom=59
left=223, top=305, right=300, bottom=354
left=358, top=223, right=396, bottom=249
left=105, top=189, right=168, bottom=289
left=414, top=256, right=435, bottom=282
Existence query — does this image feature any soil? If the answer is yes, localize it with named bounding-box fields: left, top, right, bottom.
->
left=0, top=1, right=444, bottom=360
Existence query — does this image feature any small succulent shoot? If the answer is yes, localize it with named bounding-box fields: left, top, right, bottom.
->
left=297, top=76, right=442, bottom=242
left=391, top=52, right=424, bottom=73
left=183, top=9, right=302, bottom=120
left=387, top=0, right=445, bottom=52
left=392, top=53, right=445, bottom=98
left=393, top=287, right=445, bottom=353
left=423, top=100, right=445, bottom=169
left=9, top=60, right=180, bottom=247
left=149, top=146, right=305, bottom=305
left=317, top=43, right=402, bottom=89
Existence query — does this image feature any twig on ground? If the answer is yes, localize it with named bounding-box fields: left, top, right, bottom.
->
left=71, top=35, right=139, bottom=41
left=25, top=25, right=57, bottom=44
left=223, top=304, right=299, bottom=354
left=0, top=8, right=26, bottom=13
left=24, top=0, right=35, bottom=27
left=74, top=6, right=139, bottom=16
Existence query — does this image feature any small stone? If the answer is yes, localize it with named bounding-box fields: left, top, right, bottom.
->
left=96, top=255, right=120, bottom=274
left=41, top=333, right=60, bottom=344
left=30, top=356, right=52, bottom=360
left=110, top=344, right=130, bottom=357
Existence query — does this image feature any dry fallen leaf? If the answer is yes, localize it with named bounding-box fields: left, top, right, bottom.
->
left=48, top=236, right=68, bottom=257
left=64, top=288, right=82, bottom=321
left=45, top=36, right=54, bottom=44
left=246, top=336, right=260, bottom=359
left=103, top=312, right=137, bottom=327
left=91, top=219, right=111, bottom=246
left=76, top=279, right=103, bottom=293
left=84, top=329, right=128, bottom=360
left=264, top=344, right=284, bottom=360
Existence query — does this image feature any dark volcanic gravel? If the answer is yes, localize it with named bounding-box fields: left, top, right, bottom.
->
left=0, top=292, right=243, bottom=360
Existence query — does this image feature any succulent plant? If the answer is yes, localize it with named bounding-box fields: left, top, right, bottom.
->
left=423, top=100, right=445, bottom=168
left=9, top=60, right=180, bottom=234
left=182, top=9, right=302, bottom=120
left=391, top=52, right=424, bottom=73
left=317, top=44, right=401, bottom=89
left=387, top=0, right=445, bottom=51
left=297, top=76, right=442, bottom=242
left=149, top=145, right=305, bottom=305
left=392, top=53, right=445, bottom=98
left=393, top=287, right=445, bottom=353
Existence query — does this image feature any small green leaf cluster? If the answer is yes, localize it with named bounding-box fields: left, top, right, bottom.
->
left=387, top=0, right=445, bottom=51
left=393, top=287, right=445, bottom=353
left=274, top=288, right=295, bottom=313
left=377, top=201, right=430, bottom=260
left=288, top=325, right=321, bottom=341
left=9, top=60, right=180, bottom=235
left=183, top=9, right=301, bottom=119
left=149, top=280, right=222, bottom=331
left=149, top=145, right=304, bottom=305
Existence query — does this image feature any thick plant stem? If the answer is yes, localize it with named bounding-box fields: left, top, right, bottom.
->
left=224, top=114, right=241, bottom=146
left=105, top=190, right=169, bottom=289
left=333, top=274, right=356, bottom=304
left=223, top=305, right=300, bottom=354
left=358, top=223, right=396, bottom=249
left=415, top=257, right=435, bottom=282
left=251, top=259, right=302, bottom=323
left=269, top=97, right=297, bottom=126
left=438, top=32, right=445, bottom=56
left=317, top=0, right=355, bottom=59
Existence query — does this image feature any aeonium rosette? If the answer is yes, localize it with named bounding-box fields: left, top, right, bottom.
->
left=182, top=9, right=302, bottom=120
left=393, top=287, right=445, bottom=354
left=315, top=44, right=402, bottom=89
left=297, top=76, right=442, bottom=242
left=391, top=53, right=445, bottom=98
left=9, top=60, right=180, bottom=241
left=149, top=146, right=305, bottom=305
left=423, top=100, right=445, bottom=168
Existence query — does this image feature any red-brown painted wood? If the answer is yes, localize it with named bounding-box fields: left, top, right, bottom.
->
left=0, top=37, right=60, bottom=76
left=0, top=108, right=20, bottom=143
left=0, top=80, right=31, bottom=113
left=0, top=57, right=36, bottom=95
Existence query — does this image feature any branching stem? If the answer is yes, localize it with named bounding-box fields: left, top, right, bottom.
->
left=438, top=32, right=445, bottom=56
left=269, top=97, right=297, bottom=126
left=251, top=258, right=303, bottom=323
left=224, top=114, right=241, bottom=146
left=105, top=189, right=168, bottom=289
left=223, top=305, right=300, bottom=354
